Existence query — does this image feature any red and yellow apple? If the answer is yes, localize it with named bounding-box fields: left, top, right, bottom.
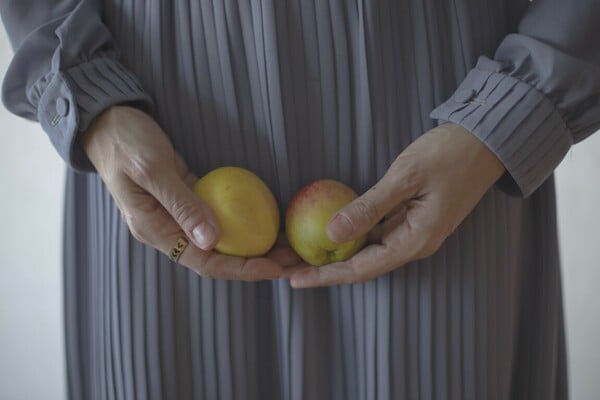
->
left=285, top=179, right=366, bottom=266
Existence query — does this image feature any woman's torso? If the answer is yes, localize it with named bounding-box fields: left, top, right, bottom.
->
left=65, top=2, right=567, bottom=399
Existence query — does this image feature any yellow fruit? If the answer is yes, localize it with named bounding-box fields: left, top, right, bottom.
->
left=193, top=166, right=279, bottom=257
left=286, top=179, right=366, bottom=266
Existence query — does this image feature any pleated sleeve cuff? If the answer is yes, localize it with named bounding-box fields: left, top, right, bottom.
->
left=429, top=57, right=572, bottom=198
left=37, top=57, right=153, bottom=173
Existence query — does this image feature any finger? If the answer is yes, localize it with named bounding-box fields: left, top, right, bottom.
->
left=281, top=261, right=313, bottom=278
left=183, top=172, right=198, bottom=190
left=384, top=202, right=407, bottom=220
left=174, top=152, right=189, bottom=177
left=291, top=211, right=427, bottom=287
left=378, top=208, right=409, bottom=240
left=366, top=203, right=409, bottom=244
left=326, top=163, right=420, bottom=244
left=289, top=243, right=397, bottom=288
left=173, top=153, right=199, bottom=189
left=367, top=223, right=384, bottom=244
left=197, top=251, right=283, bottom=280
left=134, top=168, right=221, bottom=251
left=159, top=231, right=283, bottom=281
left=265, top=246, right=302, bottom=267
left=339, top=202, right=408, bottom=248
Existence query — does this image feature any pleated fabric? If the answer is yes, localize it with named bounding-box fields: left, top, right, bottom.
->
left=63, top=1, right=568, bottom=399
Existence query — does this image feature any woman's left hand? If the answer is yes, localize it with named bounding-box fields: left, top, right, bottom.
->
left=288, top=123, right=506, bottom=288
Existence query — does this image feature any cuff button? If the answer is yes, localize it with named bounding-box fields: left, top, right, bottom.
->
left=56, top=97, right=70, bottom=117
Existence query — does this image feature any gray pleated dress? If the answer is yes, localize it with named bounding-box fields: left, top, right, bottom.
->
left=3, top=0, right=600, bottom=399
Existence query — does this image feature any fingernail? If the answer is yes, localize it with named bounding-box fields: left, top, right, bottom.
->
left=193, top=222, right=216, bottom=249
left=327, top=214, right=353, bottom=242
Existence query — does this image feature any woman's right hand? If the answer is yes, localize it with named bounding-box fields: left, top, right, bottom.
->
left=79, top=106, right=300, bottom=280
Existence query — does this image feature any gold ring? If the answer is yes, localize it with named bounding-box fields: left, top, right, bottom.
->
left=168, top=236, right=189, bottom=263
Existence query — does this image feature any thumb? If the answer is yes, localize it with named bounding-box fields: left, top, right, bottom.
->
left=146, top=170, right=221, bottom=250
left=326, top=171, right=416, bottom=243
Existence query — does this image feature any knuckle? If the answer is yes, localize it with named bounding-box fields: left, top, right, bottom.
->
left=193, top=267, right=209, bottom=278
left=127, top=155, right=157, bottom=184
left=429, top=243, right=444, bottom=257
left=419, top=231, right=444, bottom=258
left=187, top=259, right=208, bottom=277
left=124, top=211, right=149, bottom=244
left=353, top=198, right=380, bottom=225
left=122, top=210, right=151, bottom=245
left=130, top=229, right=144, bottom=243
left=174, top=152, right=189, bottom=176
left=189, top=255, right=213, bottom=278
left=116, top=205, right=127, bottom=222
left=170, top=199, right=201, bottom=230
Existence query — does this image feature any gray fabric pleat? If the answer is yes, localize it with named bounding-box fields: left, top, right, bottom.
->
left=63, top=1, right=567, bottom=399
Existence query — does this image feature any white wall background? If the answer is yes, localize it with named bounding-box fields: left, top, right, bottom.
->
left=556, top=142, right=600, bottom=399
left=0, top=29, right=599, bottom=400
left=0, top=32, right=66, bottom=399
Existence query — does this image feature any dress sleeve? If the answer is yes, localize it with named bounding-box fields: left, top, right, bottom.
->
left=430, top=0, right=600, bottom=197
left=0, top=0, right=153, bottom=173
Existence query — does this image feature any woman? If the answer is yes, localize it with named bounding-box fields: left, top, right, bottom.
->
left=2, top=0, right=598, bottom=399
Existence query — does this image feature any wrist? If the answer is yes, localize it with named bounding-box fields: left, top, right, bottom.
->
left=78, top=105, right=125, bottom=173
left=442, top=122, right=506, bottom=186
